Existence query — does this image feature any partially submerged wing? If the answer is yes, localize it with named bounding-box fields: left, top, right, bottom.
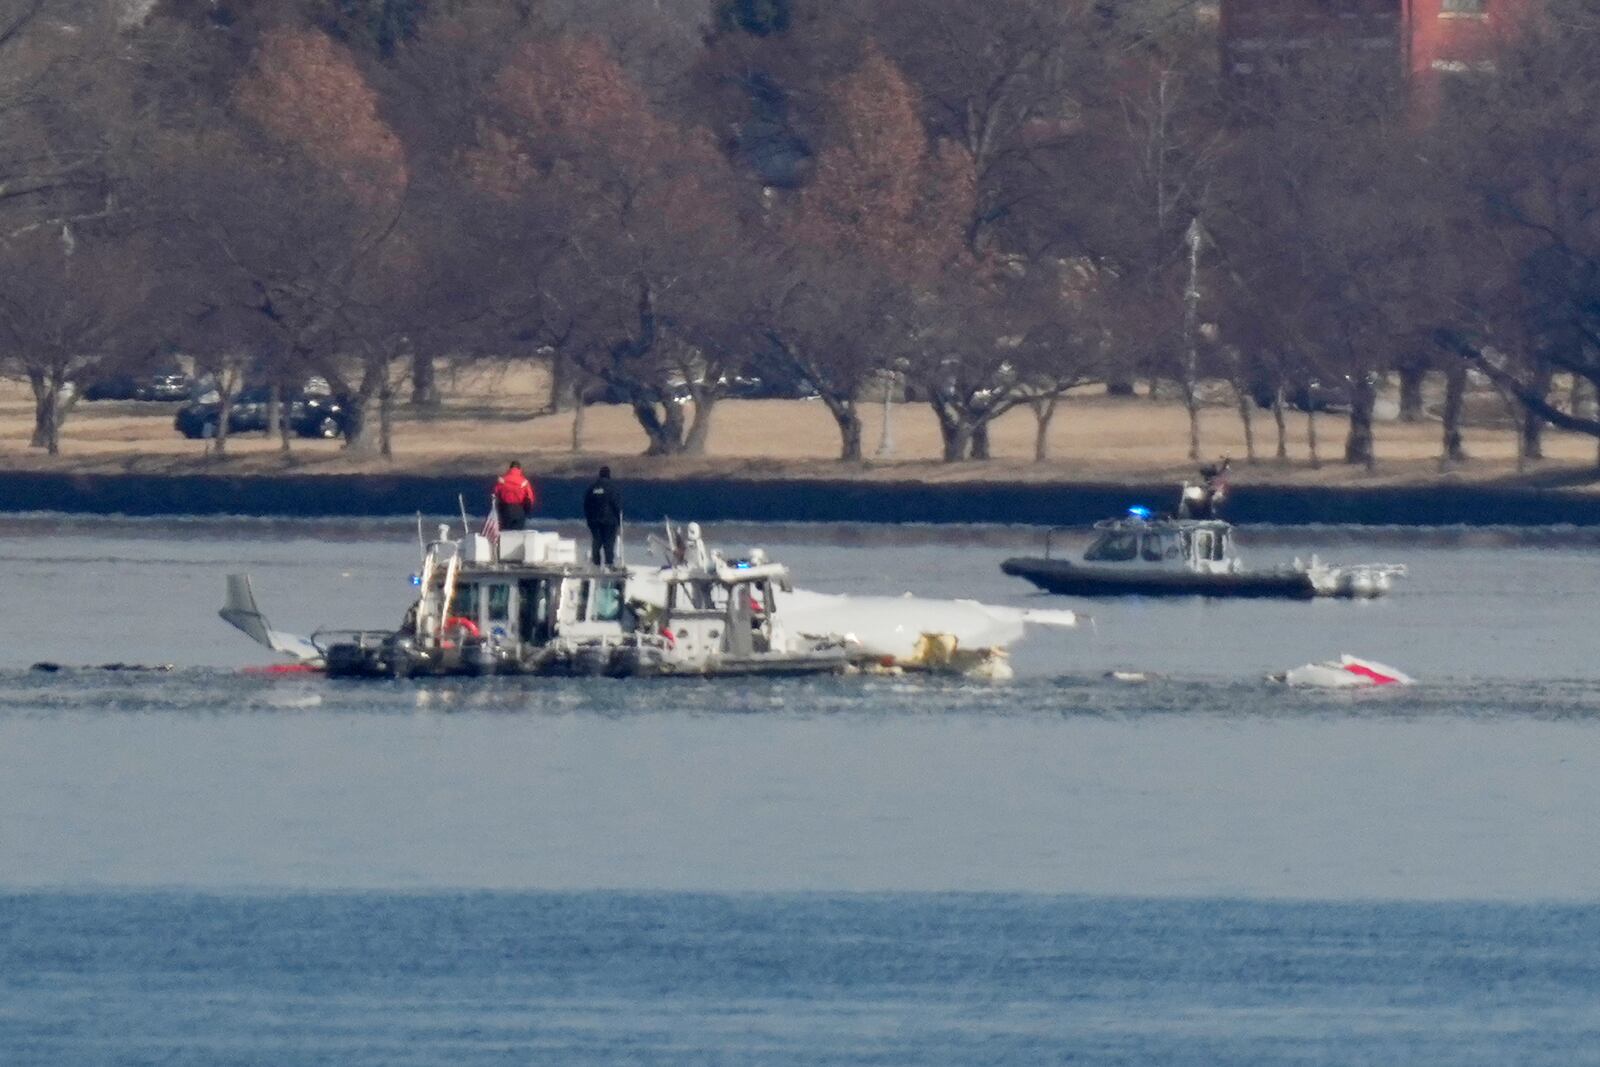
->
left=219, top=574, right=323, bottom=663
left=781, top=589, right=1076, bottom=661
left=963, top=602, right=1081, bottom=630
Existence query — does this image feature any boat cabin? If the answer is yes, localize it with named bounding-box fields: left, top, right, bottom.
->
left=1080, top=517, right=1239, bottom=575
left=657, top=559, right=791, bottom=660
left=406, top=527, right=635, bottom=664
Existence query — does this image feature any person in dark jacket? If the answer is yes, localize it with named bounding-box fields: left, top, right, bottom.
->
left=493, top=460, right=537, bottom=531
left=583, top=465, right=623, bottom=565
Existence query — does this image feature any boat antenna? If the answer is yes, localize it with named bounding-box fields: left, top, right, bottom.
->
left=415, top=511, right=425, bottom=557
left=457, top=493, right=470, bottom=540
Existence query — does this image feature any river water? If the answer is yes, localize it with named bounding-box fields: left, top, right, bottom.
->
left=2, top=516, right=1598, bottom=1065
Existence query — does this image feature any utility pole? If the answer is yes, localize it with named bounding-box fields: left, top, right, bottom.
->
left=1183, top=216, right=1205, bottom=461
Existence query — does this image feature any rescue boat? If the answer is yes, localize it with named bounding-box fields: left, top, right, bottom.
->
left=1001, top=509, right=1405, bottom=600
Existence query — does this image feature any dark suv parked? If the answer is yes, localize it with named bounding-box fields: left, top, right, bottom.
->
left=175, top=385, right=356, bottom=440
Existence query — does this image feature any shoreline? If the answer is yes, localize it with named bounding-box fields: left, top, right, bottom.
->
left=5, top=470, right=1600, bottom=526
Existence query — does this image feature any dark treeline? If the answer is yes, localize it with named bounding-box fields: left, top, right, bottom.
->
left=1, top=0, right=1597, bottom=467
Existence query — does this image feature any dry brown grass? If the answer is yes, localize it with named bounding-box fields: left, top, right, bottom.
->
left=4, top=364, right=1598, bottom=488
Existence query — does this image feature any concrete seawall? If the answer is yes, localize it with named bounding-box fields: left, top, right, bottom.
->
left=2, top=471, right=1599, bottom=526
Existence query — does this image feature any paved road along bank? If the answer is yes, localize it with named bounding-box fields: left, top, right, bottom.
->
left=2, top=471, right=1599, bottom=526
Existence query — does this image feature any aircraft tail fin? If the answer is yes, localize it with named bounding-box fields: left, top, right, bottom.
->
left=220, top=574, right=322, bottom=663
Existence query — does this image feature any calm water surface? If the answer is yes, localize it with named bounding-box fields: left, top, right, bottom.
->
left=1, top=516, right=1598, bottom=1065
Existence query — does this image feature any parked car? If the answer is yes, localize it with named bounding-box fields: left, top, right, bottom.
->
left=1250, top=377, right=1352, bottom=414
left=82, top=368, right=194, bottom=402
left=136, top=369, right=194, bottom=402
left=82, top=375, right=140, bottom=402
left=174, top=385, right=355, bottom=440
left=719, top=371, right=819, bottom=400
left=290, top=394, right=356, bottom=439
left=581, top=379, right=692, bottom=406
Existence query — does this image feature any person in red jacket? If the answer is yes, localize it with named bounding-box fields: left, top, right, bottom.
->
left=493, top=460, right=537, bottom=531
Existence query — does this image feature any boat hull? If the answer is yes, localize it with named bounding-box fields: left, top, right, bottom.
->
left=320, top=634, right=849, bottom=680
left=1000, top=557, right=1317, bottom=599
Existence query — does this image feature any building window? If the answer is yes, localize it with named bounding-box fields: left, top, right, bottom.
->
left=1440, top=0, right=1487, bottom=16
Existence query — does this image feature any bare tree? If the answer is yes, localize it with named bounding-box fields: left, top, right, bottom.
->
left=0, top=227, right=154, bottom=453
left=760, top=248, right=903, bottom=462
left=1426, top=3, right=1600, bottom=464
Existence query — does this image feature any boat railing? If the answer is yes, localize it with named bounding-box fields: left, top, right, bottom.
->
left=310, top=628, right=393, bottom=655
left=1042, top=527, right=1078, bottom=560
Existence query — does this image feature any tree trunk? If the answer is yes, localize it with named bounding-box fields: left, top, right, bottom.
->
left=1344, top=373, right=1376, bottom=470
left=635, top=399, right=687, bottom=456
left=1183, top=384, right=1201, bottom=461
left=278, top=387, right=293, bottom=453
left=1030, top=396, right=1058, bottom=462
left=212, top=374, right=236, bottom=458
left=410, top=349, right=439, bottom=408
left=936, top=409, right=971, bottom=462
left=28, top=375, right=66, bottom=455
left=343, top=401, right=377, bottom=455
left=44, top=394, right=61, bottom=454
left=822, top=395, right=863, bottom=462
left=1306, top=405, right=1321, bottom=470
left=1272, top=388, right=1288, bottom=463
left=1441, top=362, right=1466, bottom=465
left=379, top=375, right=394, bottom=459
left=570, top=399, right=586, bottom=452
left=266, top=383, right=282, bottom=444
left=1398, top=363, right=1426, bottom=423
left=683, top=395, right=715, bottom=456
left=1518, top=359, right=1552, bottom=462
left=971, top=420, right=991, bottom=461
left=27, top=370, right=56, bottom=453
left=1232, top=381, right=1256, bottom=463
left=547, top=351, right=575, bottom=414
left=341, top=362, right=386, bottom=456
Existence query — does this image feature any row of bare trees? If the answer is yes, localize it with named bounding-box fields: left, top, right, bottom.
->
left=1, top=0, right=1598, bottom=469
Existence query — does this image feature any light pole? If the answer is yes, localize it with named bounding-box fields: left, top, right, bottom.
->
left=875, top=367, right=896, bottom=457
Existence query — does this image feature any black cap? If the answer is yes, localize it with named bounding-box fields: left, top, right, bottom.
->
left=598, top=465, right=611, bottom=478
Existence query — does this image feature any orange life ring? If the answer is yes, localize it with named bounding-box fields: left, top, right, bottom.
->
left=660, top=626, right=676, bottom=648
left=444, top=615, right=481, bottom=639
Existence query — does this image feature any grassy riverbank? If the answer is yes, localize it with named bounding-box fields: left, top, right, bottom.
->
left=4, top=366, right=1599, bottom=493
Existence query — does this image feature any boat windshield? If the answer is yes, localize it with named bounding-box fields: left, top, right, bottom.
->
left=591, top=579, right=624, bottom=622
left=450, top=583, right=479, bottom=620
left=1084, top=531, right=1138, bottom=562
left=1141, top=534, right=1179, bottom=562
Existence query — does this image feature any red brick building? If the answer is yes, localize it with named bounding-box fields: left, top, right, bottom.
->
left=1220, top=0, right=1538, bottom=113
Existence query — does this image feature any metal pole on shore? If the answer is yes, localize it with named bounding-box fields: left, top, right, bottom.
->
left=875, top=370, right=895, bottom=457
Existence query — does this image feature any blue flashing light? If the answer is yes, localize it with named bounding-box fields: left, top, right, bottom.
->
left=409, top=573, right=423, bottom=586
left=1127, top=506, right=1153, bottom=520
left=734, top=560, right=752, bottom=569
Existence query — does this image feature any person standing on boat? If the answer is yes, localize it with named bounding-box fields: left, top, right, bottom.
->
left=1200, top=457, right=1231, bottom=519
left=493, top=460, right=537, bottom=531
left=583, top=465, right=623, bottom=566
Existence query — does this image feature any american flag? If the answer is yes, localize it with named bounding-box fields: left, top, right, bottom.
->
left=480, top=497, right=501, bottom=544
